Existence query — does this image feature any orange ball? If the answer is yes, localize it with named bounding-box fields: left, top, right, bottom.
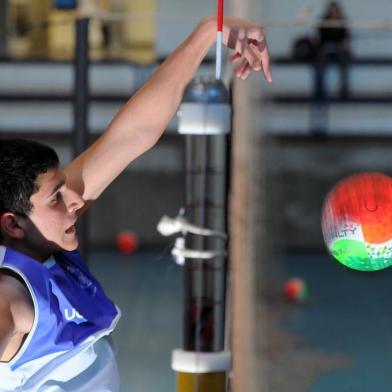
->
left=116, top=231, right=138, bottom=254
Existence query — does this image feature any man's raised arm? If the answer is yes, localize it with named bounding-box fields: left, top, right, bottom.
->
left=64, top=16, right=271, bottom=209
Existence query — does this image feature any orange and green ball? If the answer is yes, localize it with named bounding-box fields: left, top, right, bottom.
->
left=283, top=278, right=308, bottom=302
left=322, top=172, right=392, bottom=271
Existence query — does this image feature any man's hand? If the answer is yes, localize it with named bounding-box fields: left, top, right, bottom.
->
left=220, top=16, right=272, bottom=82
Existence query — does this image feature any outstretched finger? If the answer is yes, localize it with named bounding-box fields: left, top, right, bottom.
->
left=234, top=59, right=250, bottom=79
left=240, top=62, right=252, bottom=80
left=241, top=42, right=261, bottom=71
left=258, top=39, right=272, bottom=82
left=245, top=42, right=263, bottom=71
left=229, top=52, right=242, bottom=64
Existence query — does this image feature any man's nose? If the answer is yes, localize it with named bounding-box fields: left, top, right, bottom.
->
left=66, top=189, right=85, bottom=213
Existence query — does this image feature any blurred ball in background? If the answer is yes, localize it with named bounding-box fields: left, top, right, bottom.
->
left=283, top=277, right=308, bottom=302
left=116, top=230, right=139, bottom=255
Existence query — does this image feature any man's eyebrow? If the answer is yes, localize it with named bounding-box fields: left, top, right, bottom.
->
left=49, top=180, right=66, bottom=197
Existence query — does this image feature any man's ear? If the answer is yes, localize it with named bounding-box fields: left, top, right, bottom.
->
left=0, top=213, right=25, bottom=239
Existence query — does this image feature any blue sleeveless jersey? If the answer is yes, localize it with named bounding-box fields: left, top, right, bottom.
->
left=0, top=246, right=121, bottom=390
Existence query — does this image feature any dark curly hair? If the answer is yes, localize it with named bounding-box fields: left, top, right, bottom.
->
left=0, top=139, right=59, bottom=216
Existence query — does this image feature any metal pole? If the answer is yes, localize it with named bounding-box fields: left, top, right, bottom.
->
left=73, top=17, right=89, bottom=260
left=174, top=78, right=232, bottom=392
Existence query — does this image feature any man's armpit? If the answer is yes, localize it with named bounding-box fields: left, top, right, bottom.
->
left=0, top=272, right=34, bottom=361
left=0, top=292, right=16, bottom=361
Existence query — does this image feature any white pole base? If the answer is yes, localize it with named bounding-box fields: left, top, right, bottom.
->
left=171, top=349, right=231, bottom=373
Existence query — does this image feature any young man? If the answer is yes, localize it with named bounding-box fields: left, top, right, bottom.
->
left=0, top=15, right=271, bottom=391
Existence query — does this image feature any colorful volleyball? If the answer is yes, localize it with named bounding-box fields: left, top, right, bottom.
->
left=321, top=172, right=392, bottom=271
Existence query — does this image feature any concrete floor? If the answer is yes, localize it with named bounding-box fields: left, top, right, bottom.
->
left=89, top=250, right=182, bottom=392
left=89, top=248, right=392, bottom=391
left=261, top=251, right=392, bottom=391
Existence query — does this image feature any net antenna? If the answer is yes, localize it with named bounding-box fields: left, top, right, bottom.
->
left=215, top=0, right=224, bottom=80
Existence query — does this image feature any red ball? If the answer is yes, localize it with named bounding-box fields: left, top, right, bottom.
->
left=116, top=231, right=138, bottom=254
left=283, top=278, right=307, bottom=302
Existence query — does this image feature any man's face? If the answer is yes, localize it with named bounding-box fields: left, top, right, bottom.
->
left=22, top=167, right=85, bottom=259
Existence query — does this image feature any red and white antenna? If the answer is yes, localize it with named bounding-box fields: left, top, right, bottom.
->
left=215, top=0, right=224, bottom=79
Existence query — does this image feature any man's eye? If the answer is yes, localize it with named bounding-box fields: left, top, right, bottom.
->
left=52, top=193, right=62, bottom=204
